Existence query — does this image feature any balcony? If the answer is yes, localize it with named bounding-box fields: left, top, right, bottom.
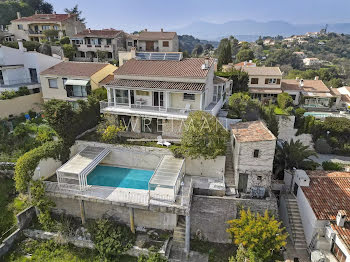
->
left=0, top=78, right=40, bottom=90
left=28, top=29, right=44, bottom=35
left=74, top=44, right=113, bottom=52
left=100, top=101, right=192, bottom=119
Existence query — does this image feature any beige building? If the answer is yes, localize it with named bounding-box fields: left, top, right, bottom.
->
left=71, top=29, right=127, bottom=62
left=40, top=61, right=117, bottom=104
left=231, top=121, right=276, bottom=193
left=242, top=66, right=283, bottom=102
left=8, top=12, right=85, bottom=42
left=126, top=29, right=179, bottom=52
left=101, top=56, right=231, bottom=138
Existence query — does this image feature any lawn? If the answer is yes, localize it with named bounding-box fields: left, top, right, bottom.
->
left=190, top=239, right=236, bottom=262
left=5, top=239, right=138, bottom=262
left=274, top=107, right=290, bottom=116
left=0, top=177, right=16, bottom=239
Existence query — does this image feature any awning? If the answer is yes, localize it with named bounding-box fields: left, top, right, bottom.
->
left=65, top=79, right=90, bottom=86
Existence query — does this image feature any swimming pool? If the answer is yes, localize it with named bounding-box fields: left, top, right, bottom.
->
left=303, top=112, right=333, bottom=118
left=87, top=165, right=154, bottom=190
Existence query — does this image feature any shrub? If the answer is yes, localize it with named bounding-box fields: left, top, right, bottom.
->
left=17, top=86, right=30, bottom=96
left=0, top=90, right=18, bottom=100
left=138, top=252, right=167, bottom=262
left=59, top=36, right=70, bottom=45
left=322, top=161, right=344, bottom=171
left=314, top=138, right=333, bottom=154
left=92, top=88, right=107, bottom=100
left=62, top=44, right=76, bottom=60
left=90, top=219, right=135, bottom=261
left=23, top=41, right=41, bottom=51
left=277, top=93, right=293, bottom=110
left=100, top=125, right=124, bottom=143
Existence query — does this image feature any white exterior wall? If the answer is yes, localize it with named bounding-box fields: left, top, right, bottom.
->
left=248, top=75, right=282, bottom=89
left=33, top=157, right=62, bottom=180
left=185, top=156, right=225, bottom=178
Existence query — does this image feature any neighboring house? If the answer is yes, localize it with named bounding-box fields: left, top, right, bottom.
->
left=336, top=86, right=350, bottom=110
left=101, top=56, right=231, bottom=137
left=281, top=77, right=340, bottom=108
left=306, top=32, right=321, bottom=38
left=126, top=29, right=179, bottom=52
left=303, top=57, right=322, bottom=66
left=70, top=28, right=127, bottom=62
left=293, top=51, right=306, bottom=59
left=0, top=41, right=62, bottom=93
left=242, top=66, right=283, bottom=102
left=286, top=170, right=350, bottom=261
left=263, top=39, right=275, bottom=46
left=40, top=61, right=117, bottom=104
left=0, top=26, right=15, bottom=42
left=221, top=61, right=256, bottom=72
left=231, top=121, right=276, bottom=193
left=8, top=12, right=85, bottom=42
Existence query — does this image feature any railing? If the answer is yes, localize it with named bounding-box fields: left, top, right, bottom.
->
left=28, top=29, right=43, bottom=35
left=100, top=101, right=194, bottom=115
left=0, top=78, right=38, bottom=88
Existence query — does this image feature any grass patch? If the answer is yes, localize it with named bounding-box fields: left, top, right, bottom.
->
left=274, top=107, right=289, bottom=116
left=5, top=239, right=138, bottom=262
left=0, top=177, right=17, bottom=239
left=191, top=239, right=236, bottom=262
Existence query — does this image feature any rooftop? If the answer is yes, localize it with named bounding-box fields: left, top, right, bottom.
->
left=231, top=121, right=276, bottom=143
left=249, top=87, right=282, bottom=94
left=302, top=171, right=350, bottom=221
left=40, top=62, right=109, bottom=77
left=105, top=79, right=205, bottom=92
left=11, top=13, right=75, bottom=23
left=281, top=79, right=330, bottom=93
left=72, top=29, right=123, bottom=38
left=129, top=30, right=176, bottom=41
left=115, top=58, right=213, bottom=79
left=331, top=222, right=350, bottom=251
left=213, top=76, right=229, bottom=84
left=241, top=66, right=282, bottom=76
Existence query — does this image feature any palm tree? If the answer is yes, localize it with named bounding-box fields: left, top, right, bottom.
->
left=274, top=139, right=317, bottom=176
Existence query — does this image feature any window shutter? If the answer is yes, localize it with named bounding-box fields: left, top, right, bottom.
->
left=265, top=78, right=269, bottom=84
left=277, top=79, right=281, bottom=84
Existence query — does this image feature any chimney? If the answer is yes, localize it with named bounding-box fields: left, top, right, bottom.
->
left=17, top=39, right=26, bottom=52
left=314, top=76, right=319, bottom=80
left=336, top=210, right=347, bottom=227
left=161, top=28, right=163, bottom=32
left=296, top=77, right=299, bottom=81
left=299, top=79, right=304, bottom=88
left=202, top=57, right=210, bottom=70
left=17, top=12, right=21, bottom=19
left=54, top=11, right=56, bottom=14
left=74, top=26, right=78, bottom=34
left=130, top=47, right=136, bottom=58
left=244, top=61, right=247, bottom=66
left=88, top=28, right=91, bottom=33
left=144, top=29, right=147, bottom=32
left=35, top=11, right=38, bottom=15
left=249, top=60, right=252, bottom=63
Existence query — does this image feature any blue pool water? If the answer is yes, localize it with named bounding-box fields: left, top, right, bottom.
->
left=87, top=165, right=154, bottom=190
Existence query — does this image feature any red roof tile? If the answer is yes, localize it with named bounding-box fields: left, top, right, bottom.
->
left=40, top=62, right=109, bottom=77
left=12, top=13, right=75, bottom=23
left=302, top=171, right=350, bottom=221
left=130, top=31, right=176, bottom=41
left=115, top=58, right=213, bottom=79
left=231, top=121, right=276, bottom=142
left=281, top=79, right=330, bottom=93
left=72, top=29, right=123, bottom=38
left=331, top=222, right=350, bottom=251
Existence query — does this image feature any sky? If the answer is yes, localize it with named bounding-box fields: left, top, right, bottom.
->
left=50, top=0, right=350, bottom=33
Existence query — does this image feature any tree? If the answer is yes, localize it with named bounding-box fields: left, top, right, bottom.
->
left=59, top=36, right=70, bottom=45
left=217, top=38, right=232, bottom=69
left=229, top=36, right=240, bottom=56
left=97, top=50, right=109, bottom=62
left=260, top=105, right=279, bottom=137
left=178, top=111, right=229, bottom=159
left=23, top=0, right=53, bottom=13
left=204, top=43, right=214, bottom=50
left=327, top=78, right=343, bottom=88
left=43, top=29, right=58, bottom=42
left=236, top=49, right=254, bottom=63
left=64, top=4, right=85, bottom=23
left=0, top=1, right=33, bottom=26
left=277, top=93, right=293, bottom=110
left=191, top=44, right=203, bottom=57
left=228, top=92, right=260, bottom=120
left=227, top=209, right=288, bottom=261
left=274, top=139, right=317, bottom=174
left=138, top=252, right=167, bottom=262
left=216, top=69, right=249, bottom=93
left=62, top=44, right=76, bottom=60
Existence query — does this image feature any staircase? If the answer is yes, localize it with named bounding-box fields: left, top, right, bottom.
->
left=172, top=216, right=186, bottom=248
left=225, top=143, right=236, bottom=194
left=285, top=196, right=308, bottom=250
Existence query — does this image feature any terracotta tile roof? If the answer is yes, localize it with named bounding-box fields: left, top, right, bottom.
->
left=249, top=87, right=282, bottom=94
left=330, top=87, right=341, bottom=96
left=100, top=74, right=115, bottom=85
left=72, top=29, right=123, bottom=38
left=214, top=76, right=229, bottom=84
left=129, top=31, right=176, bottom=41
left=281, top=79, right=330, bottom=93
left=341, top=94, right=350, bottom=103
left=40, top=62, right=109, bottom=77
left=115, top=58, right=213, bottom=79
left=331, top=222, right=350, bottom=250
left=11, top=13, right=74, bottom=23
left=105, top=79, right=205, bottom=92
left=241, top=66, right=282, bottom=76
left=234, top=61, right=256, bottom=67
left=231, top=121, right=276, bottom=143
left=301, top=171, right=350, bottom=221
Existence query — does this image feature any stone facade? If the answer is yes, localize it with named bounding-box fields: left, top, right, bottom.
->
left=162, top=119, right=183, bottom=138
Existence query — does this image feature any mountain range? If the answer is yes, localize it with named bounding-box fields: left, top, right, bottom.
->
left=174, top=20, right=350, bottom=41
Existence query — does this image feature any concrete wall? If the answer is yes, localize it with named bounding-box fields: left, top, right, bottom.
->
left=32, top=157, right=62, bottom=180
left=185, top=156, right=225, bottom=178
left=190, top=195, right=278, bottom=243
left=50, top=196, right=177, bottom=230
left=0, top=92, right=43, bottom=118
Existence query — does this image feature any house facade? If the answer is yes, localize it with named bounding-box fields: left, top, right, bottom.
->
left=126, top=29, right=179, bottom=52
left=337, top=86, right=350, bottom=110
left=231, top=121, right=276, bottom=193
left=0, top=42, right=62, bottom=93
left=40, top=61, right=117, bottom=104
left=303, top=58, right=322, bottom=66
left=71, top=29, right=127, bottom=62
left=101, top=56, right=230, bottom=138
left=242, top=67, right=283, bottom=102
left=8, top=12, right=85, bottom=42
left=285, top=170, right=350, bottom=261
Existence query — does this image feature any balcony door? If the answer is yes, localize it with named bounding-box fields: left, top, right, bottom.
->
left=153, top=92, right=164, bottom=107
left=146, top=41, right=154, bottom=51
left=29, top=68, right=38, bottom=83
left=0, top=70, right=3, bottom=85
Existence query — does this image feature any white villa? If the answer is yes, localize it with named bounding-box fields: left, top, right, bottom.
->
left=101, top=55, right=232, bottom=137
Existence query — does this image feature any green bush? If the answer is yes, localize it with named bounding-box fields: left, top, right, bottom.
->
left=59, top=36, right=70, bottom=45
left=90, top=219, right=135, bottom=261
left=138, top=252, right=167, bottom=262
left=277, top=93, right=293, bottom=110
left=0, top=86, right=30, bottom=100
left=92, top=88, right=107, bottom=100
left=314, top=138, right=333, bottom=154
left=322, top=161, right=344, bottom=171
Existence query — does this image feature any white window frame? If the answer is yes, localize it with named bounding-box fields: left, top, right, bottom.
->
left=48, top=78, right=58, bottom=89
left=183, top=93, right=195, bottom=101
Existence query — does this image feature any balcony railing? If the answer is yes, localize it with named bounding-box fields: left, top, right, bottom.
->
left=28, top=29, right=43, bottom=35
left=0, top=78, right=38, bottom=88
left=100, top=101, right=194, bottom=115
